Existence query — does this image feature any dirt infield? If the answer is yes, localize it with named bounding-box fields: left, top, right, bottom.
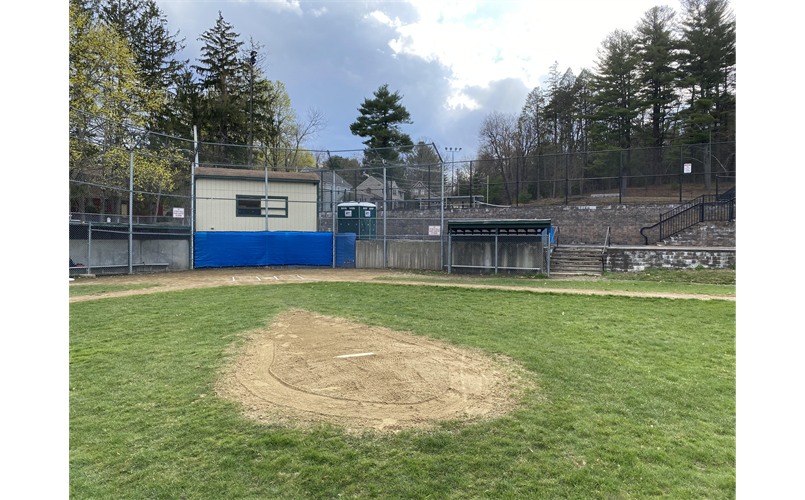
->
left=216, top=310, right=526, bottom=431
left=68, top=267, right=734, bottom=302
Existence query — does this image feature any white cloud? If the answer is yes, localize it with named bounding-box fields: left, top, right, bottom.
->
left=367, top=10, right=402, bottom=28
left=257, top=0, right=303, bottom=16
left=371, top=0, right=667, bottom=111
left=309, top=6, right=327, bottom=17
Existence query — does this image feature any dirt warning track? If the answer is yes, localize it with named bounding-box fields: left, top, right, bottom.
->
left=68, top=267, right=734, bottom=302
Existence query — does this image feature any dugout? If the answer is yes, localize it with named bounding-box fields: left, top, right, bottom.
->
left=447, top=219, right=552, bottom=276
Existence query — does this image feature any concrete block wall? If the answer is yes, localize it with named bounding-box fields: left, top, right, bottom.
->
left=357, top=240, right=442, bottom=270
left=322, top=202, right=735, bottom=247
left=69, top=239, right=191, bottom=270
left=604, top=247, right=736, bottom=272
left=658, top=221, right=735, bottom=247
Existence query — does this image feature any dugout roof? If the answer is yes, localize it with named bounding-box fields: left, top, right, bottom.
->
left=447, top=219, right=551, bottom=235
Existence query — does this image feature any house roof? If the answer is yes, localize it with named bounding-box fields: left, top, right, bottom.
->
left=356, top=176, right=400, bottom=189
left=194, top=167, right=320, bottom=183
left=300, top=167, right=352, bottom=187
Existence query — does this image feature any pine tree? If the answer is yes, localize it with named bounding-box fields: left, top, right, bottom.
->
left=590, top=29, right=641, bottom=153
left=349, top=84, right=414, bottom=165
left=634, top=5, right=679, bottom=182
left=193, top=11, right=246, bottom=147
left=677, top=0, right=735, bottom=144
left=100, top=0, right=187, bottom=91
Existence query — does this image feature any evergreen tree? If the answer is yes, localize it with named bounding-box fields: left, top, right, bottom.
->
left=100, top=0, right=187, bottom=91
left=349, top=84, right=414, bottom=165
left=589, top=29, right=641, bottom=153
left=634, top=5, right=679, bottom=182
left=678, top=0, right=736, bottom=144
left=193, top=11, right=246, bottom=147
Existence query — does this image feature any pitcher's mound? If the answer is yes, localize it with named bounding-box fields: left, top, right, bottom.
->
left=217, top=310, right=528, bottom=430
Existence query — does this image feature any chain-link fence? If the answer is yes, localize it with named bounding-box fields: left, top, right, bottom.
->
left=448, top=232, right=549, bottom=275
left=445, top=142, right=736, bottom=206
left=69, top=110, right=735, bottom=275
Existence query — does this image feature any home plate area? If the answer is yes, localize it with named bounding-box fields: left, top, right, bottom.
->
left=216, top=310, right=526, bottom=431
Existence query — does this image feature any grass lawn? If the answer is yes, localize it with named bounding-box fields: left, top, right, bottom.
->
left=69, top=283, right=160, bottom=297
left=70, top=283, right=735, bottom=499
left=602, top=268, right=736, bottom=286
left=380, top=269, right=735, bottom=297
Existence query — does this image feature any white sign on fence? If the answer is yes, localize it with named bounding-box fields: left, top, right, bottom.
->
left=684, top=163, right=692, bottom=174
left=173, top=208, right=185, bottom=218
left=428, top=225, right=441, bottom=236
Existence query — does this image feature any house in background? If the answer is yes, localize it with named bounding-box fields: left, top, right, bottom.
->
left=409, top=180, right=438, bottom=209
left=301, top=167, right=352, bottom=212
left=355, top=176, right=404, bottom=209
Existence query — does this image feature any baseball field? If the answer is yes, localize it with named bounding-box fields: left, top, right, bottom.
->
left=69, top=269, right=735, bottom=499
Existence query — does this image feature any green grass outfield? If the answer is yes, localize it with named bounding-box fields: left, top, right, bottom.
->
left=378, top=268, right=736, bottom=297
left=70, top=282, right=735, bottom=499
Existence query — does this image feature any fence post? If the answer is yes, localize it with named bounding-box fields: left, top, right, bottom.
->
left=618, top=150, right=623, bottom=204
left=331, top=169, right=336, bottom=268
left=87, top=221, right=92, bottom=275
left=383, top=166, right=387, bottom=269
left=191, top=125, right=197, bottom=270
left=447, top=229, right=452, bottom=274
left=565, top=153, right=569, bottom=205
left=129, top=149, right=134, bottom=275
left=679, top=146, right=685, bottom=203
left=440, top=159, right=445, bottom=271
left=494, top=229, right=498, bottom=275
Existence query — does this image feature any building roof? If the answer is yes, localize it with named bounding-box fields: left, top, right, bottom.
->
left=300, top=167, right=352, bottom=187
left=337, top=202, right=377, bottom=208
left=194, top=167, right=320, bottom=183
left=356, top=176, right=400, bottom=189
left=447, top=219, right=552, bottom=234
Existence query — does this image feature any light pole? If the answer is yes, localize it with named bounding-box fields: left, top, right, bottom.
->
left=445, top=147, right=461, bottom=198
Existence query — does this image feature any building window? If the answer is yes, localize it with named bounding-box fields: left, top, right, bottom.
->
left=236, top=195, right=288, bottom=218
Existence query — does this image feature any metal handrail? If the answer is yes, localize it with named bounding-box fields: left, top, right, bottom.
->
left=601, top=226, right=611, bottom=273
left=640, top=195, right=735, bottom=245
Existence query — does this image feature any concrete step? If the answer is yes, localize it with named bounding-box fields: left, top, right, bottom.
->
left=552, top=265, right=601, bottom=270
left=550, top=271, right=601, bottom=277
left=549, top=246, right=603, bottom=275
left=551, top=260, right=601, bottom=269
left=552, top=256, right=601, bottom=262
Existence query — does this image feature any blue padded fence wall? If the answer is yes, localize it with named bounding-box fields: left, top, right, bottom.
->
left=335, top=233, right=356, bottom=268
left=195, top=231, right=334, bottom=268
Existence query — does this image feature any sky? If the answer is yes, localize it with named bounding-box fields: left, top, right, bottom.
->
left=154, top=0, right=679, bottom=160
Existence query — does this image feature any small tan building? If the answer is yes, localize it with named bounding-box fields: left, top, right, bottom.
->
left=194, top=167, right=319, bottom=232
